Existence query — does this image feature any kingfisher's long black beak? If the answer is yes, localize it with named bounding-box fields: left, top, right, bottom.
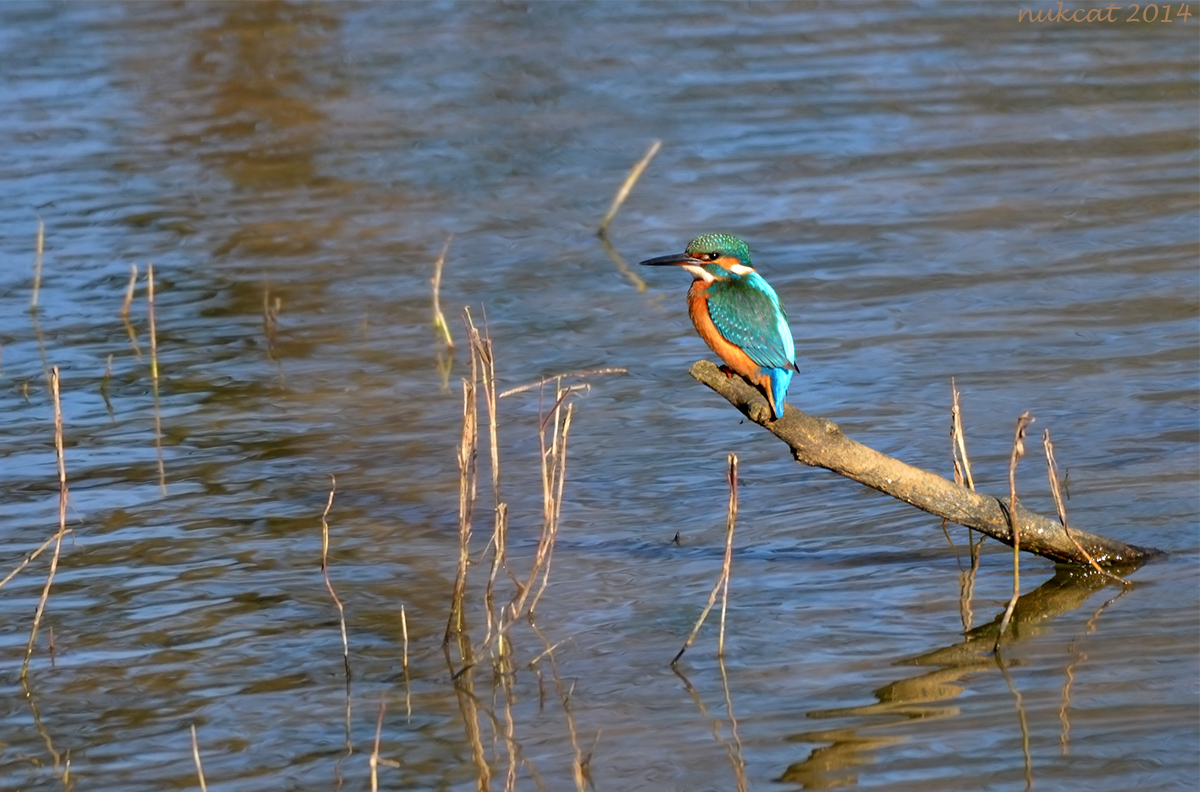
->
left=638, top=252, right=705, bottom=267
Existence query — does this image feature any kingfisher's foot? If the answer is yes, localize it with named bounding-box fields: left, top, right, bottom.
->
left=718, top=365, right=736, bottom=379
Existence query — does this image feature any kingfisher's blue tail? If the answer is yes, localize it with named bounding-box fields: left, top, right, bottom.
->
left=765, top=366, right=793, bottom=420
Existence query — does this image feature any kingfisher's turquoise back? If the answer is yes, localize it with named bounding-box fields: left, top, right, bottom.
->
left=705, top=271, right=795, bottom=418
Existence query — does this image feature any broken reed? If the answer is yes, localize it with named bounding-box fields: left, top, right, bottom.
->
left=443, top=308, right=584, bottom=668
left=21, top=367, right=69, bottom=680
left=320, top=475, right=350, bottom=679
left=190, top=723, right=209, bottom=792
left=147, top=264, right=166, bottom=492
left=672, top=452, right=739, bottom=666
left=1043, top=430, right=1128, bottom=585
left=994, top=412, right=1033, bottom=653
left=598, top=139, right=661, bottom=236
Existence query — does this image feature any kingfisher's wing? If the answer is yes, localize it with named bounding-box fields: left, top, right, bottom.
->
left=706, top=275, right=796, bottom=371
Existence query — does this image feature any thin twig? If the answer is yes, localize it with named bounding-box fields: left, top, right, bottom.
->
left=369, top=698, right=385, bottom=792
left=1043, top=430, right=1129, bottom=584
left=994, top=412, right=1033, bottom=653
left=0, top=529, right=73, bottom=592
left=320, top=475, right=351, bottom=679
left=528, top=400, right=573, bottom=618
left=718, top=454, right=738, bottom=657
left=400, top=604, right=411, bottom=720
left=22, top=366, right=68, bottom=680
left=445, top=313, right=479, bottom=648
left=147, top=264, right=166, bottom=493
left=498, top=367, right=628, bottom=399
left=673, top=454, right=740, bottom=666
left=598, top=140, right=661, bottom=236
left=950, top=378, right=976, bottom=491
left=190, top=723, right=209, bottom=792
left=400, top=605, right=409, bottom=672
left=951, top=379, right=980, bottom=632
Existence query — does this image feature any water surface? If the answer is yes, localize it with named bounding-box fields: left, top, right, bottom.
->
left=0, top=3, right=1196, bottom=791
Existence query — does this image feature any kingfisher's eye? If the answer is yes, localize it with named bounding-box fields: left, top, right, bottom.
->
left=705, top=252, right=720, bottom=261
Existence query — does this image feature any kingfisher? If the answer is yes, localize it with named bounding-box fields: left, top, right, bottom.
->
left=640, top=233, right=796, bottom=420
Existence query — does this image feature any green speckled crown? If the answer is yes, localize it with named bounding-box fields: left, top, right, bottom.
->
left=685, top=233, right=751, bottom=265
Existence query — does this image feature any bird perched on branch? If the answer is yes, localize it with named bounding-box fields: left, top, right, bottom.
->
left=640, top=233, right=796, bottom=420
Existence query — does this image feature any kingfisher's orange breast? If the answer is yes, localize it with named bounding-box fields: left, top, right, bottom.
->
left=686, top=282, right=763, bottom=382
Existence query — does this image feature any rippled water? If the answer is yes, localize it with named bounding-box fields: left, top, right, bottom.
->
left=0, top=3, right=1196, bottom=790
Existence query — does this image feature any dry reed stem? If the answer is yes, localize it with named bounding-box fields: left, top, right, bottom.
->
left=950, top=379, right=982, bottom=632
left=465, top=312, right=511, bottom=657
left=718, top=454, right=738, bottom=657
left=505, top=384, right=575, bottom=628
left=147, top=265, right=159, bottom=382
left=445, top=317, right=479, bottom=648
left=498, top=367, right=627, bottom=399
left=369, top=698, right=385, bottom=792
left=400, top=604, right=412, bottom=720
left=950, top=379, right=976, bottom=491
left=400, top=604, right=409, bottom=672
left=0, top=528, right=74, bottom=592
left=672, top=455, right=740, bottom=666
left=121, top=263, right=138, bottom=318
left=432, top=236, right=455, bottom=349
left=320, top=475, right=351, bottom=679
left=22, top=367, right=68, bottom=680
left=1043, top=430, right=1128, bottom=584
left=147, top=264, right=166, bottom=493
left=30, top=220, right=44, bottom=311
left=190, top=724, right=209, bottom=792
left=527, top=391, right=573, bottom=618
left=598, top=139, right=661, bottom=235
left=994, top=412, right=1033, bottom=653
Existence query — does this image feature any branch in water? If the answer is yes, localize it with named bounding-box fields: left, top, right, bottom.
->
left=688, top=360, right=1164, bottom=569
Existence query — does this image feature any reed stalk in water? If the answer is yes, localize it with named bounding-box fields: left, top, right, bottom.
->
left=21, top=366, right=68, bottom=680
left=1043, top=430, right=1128, bottom=585
left=147, top=264, right=166, bottom=493
left=444, top=315, right=479, bottom=650
left=190, top=723, right=209, bottom=792
left=598, top=139, right=660, bottom=236
left=673, top=453, right=740, bottom=666
left=320, top=475, right=350, bottom=679
left=994, top=412, right=1033, bottom=653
